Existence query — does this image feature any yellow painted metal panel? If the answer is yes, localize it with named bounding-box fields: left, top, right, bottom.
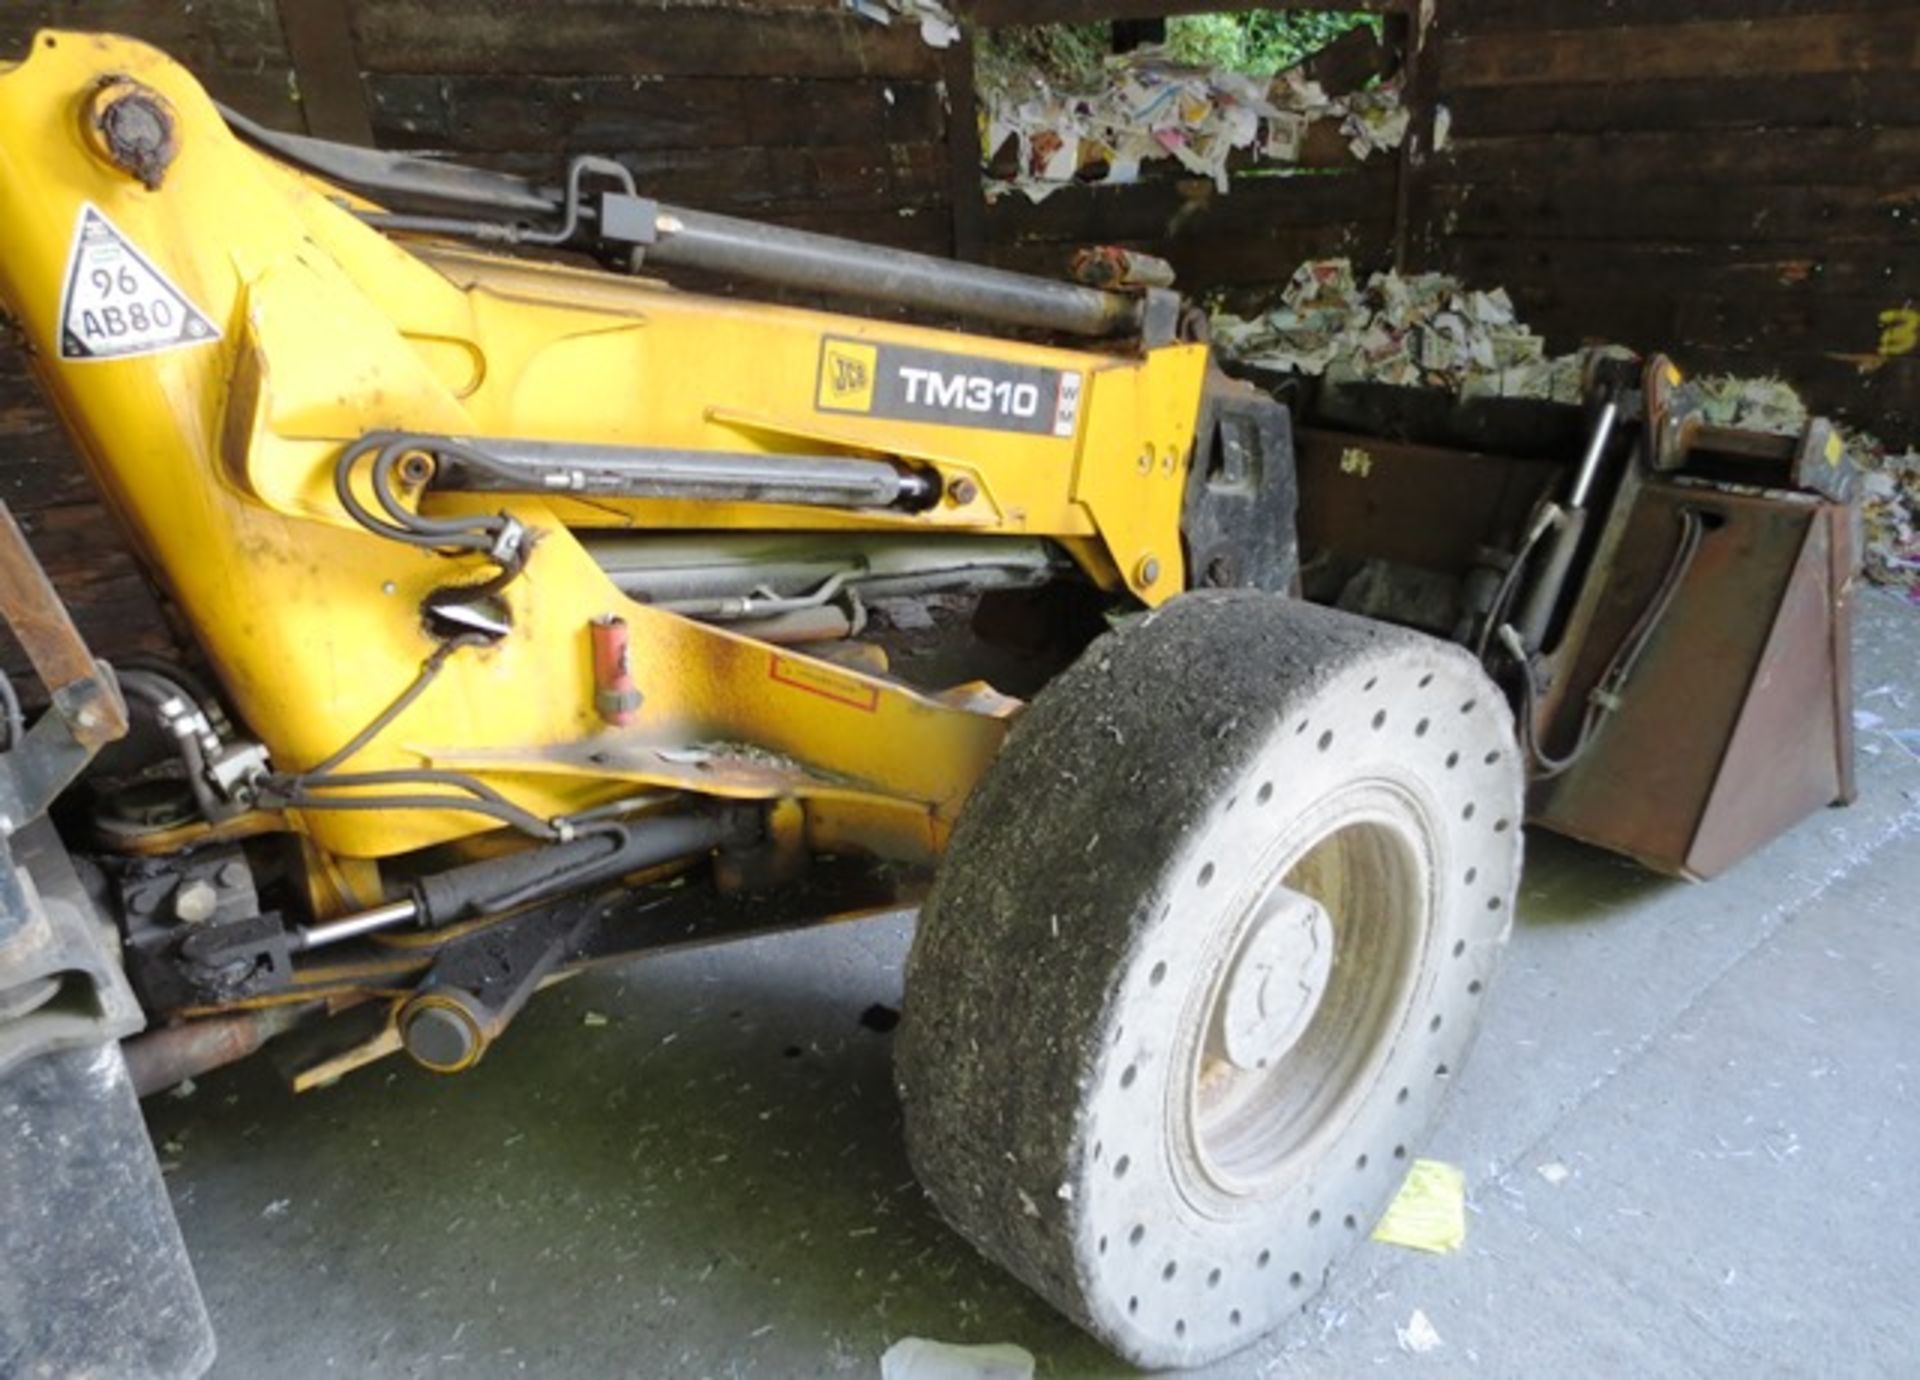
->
left=0, top=32, right=1209, bottom=865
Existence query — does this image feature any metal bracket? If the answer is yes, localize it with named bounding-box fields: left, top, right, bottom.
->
left=0, top=821, right=145, bottom=1079
left=0, top=502, right=143, bottom=1074
left=0, top=502, right=127, bottom=836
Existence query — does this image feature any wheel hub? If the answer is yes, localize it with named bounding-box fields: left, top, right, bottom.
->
left=1185, top=807, right=1430, bottom=1199
left=1213, top=885, right=1333, bottom=1072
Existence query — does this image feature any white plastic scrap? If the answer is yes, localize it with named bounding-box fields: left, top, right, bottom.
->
left=981, top=48, right=1407, bottom=203
left=1844, top=437, right=1920, bottom=599
left=1210, top=258, right=1920, bottom=599
left=880, top=1337, right=1036, bottom=1380
left=1396, top=1308, right=1444, bottom=1354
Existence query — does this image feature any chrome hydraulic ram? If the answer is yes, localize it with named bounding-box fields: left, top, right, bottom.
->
left=292, top=809, right=752, bottom=952
left=1515, top=399, right=1621, bottom=651
left=424, top=437, right=937, bottom=509
left=222, top=109, right=1148, bottom=340
left=639, top=205, right=1141, bottom=338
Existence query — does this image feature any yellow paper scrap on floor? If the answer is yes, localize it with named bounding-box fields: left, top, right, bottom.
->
left=1371, top=1158, right=1466, bottom=1254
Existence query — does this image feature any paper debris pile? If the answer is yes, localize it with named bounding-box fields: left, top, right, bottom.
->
left=981, top=50, right=1406, bottom=203
left=1212, top=258, right=1920, bottom=600
left=1687, top=380, right=1920, bottom=598
left=1856, top=443, right=1920, bottom=597
left=1691, top=373, right=1811, bottom=437
left=1212, top=258, right=1602, bottom=402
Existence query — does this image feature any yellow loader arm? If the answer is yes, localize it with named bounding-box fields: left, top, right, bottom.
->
left=0, top=31, right=1300, bottom=872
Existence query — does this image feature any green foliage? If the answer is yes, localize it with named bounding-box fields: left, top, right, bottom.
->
left=1163, top=11, right=1378, bottom=75
left=977, top=12, right=1380, bottom=95
left=976, top=22, right=1114, bottom=94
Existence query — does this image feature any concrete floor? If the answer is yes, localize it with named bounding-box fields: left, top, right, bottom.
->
left=146, top=588, right=1920, bottom=1379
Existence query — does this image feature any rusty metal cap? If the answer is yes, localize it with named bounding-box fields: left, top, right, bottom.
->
left=84, top=78, right=177, bottom=190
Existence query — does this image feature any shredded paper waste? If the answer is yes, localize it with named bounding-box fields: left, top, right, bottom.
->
left=846, top=0, right=961, bottom=50
left=1211, top=259, right=1920, bottom=599
left=1396, top=1308, right=1445, bottom=1355
left=880, top=1337, right=1036, bottom=1380
left=1857, top=445, right=1920, bottom=597
left=980, top=50, right=1406, bottom=202
left=1213, top=258, right=1602, bottom=401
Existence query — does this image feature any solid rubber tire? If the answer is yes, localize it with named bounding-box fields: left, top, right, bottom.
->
left=896, top=592, right=1523, bottom=1369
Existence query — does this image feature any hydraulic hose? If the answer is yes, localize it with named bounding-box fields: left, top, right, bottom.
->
left=114, top=668, right=226, bottom=821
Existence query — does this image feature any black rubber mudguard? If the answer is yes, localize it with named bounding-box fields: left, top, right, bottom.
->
left=0, top=827, right=214, bottom=1379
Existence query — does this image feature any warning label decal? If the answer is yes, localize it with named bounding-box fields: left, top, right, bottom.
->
left=768, top=651, right=880, bottom=713
left=56, top=204, right=219, bottom=362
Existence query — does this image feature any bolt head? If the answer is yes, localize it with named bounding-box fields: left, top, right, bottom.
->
left=947, top=476, right=979, bottom=505
left=173, top=878, right=219, bottom=925
left=402, top=998, right=483, bottom=1072
left=1217, top=887, right=1335, bottom=1071
left=1136, top=554, right=1161, bottom=587
left=86, top=81, right=178, bottom=189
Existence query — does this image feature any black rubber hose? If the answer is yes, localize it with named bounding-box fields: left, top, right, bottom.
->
left=114, top=668, right=226, bottom=820
left=1519, top=506, right=1706, bottom=779
left=410, top=810, right=748, bottom=926
left=333, top=434, right=495, bottom=554
left=115, top=655, right=228, bottom=729
left=299, top=634, right=486, bottom=776
left=262, top=789, right=562, bottom=840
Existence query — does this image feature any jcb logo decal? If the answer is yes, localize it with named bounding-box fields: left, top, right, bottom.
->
left=818, top=339, right=877, bottom=412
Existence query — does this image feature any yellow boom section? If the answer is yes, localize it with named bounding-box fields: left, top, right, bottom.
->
left=0, top=31, right=1207, bottom=862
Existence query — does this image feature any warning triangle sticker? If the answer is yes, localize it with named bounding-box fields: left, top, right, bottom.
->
left=56, top=204, right=219, bottom=362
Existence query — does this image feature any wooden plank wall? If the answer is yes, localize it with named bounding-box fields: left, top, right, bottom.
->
left=0, top=0, right=957, bottom=678
left=1414, top=0, right=1920, bottom=444
left=355, top=0, right=955, bottom=250
left=968, top=3, right=1409, bottom=302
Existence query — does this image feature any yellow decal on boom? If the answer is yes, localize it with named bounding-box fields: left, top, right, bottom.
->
left=1879, top=307, right=1919, bottom=359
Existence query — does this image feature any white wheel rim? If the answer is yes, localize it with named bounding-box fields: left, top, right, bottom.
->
left=1179, top=781, right=1433, bottom=1203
